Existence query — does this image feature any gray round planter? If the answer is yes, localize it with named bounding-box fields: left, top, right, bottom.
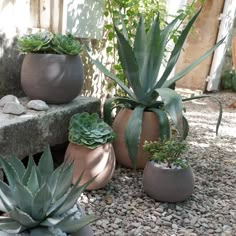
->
left=142, top=161, right=194, bottom=203
left=21, top=53, right=84, bottom=104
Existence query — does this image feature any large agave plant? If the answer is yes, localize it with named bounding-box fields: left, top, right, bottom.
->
left=0, top=146, right=98, bottom=235
left=87, top=8, right=224, bottom=168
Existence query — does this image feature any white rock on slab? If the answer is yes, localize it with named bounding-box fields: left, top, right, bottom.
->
left=2, top=102, right=25, bottom=115
left=0, top=95, right=20, bottom=107
left=27, top=100, right=49, bottom=111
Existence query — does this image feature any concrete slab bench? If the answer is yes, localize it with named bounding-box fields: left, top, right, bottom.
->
left=0, top=96, right=100, bottom=159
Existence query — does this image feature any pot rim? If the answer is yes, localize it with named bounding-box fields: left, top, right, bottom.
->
left=69, top=142, right=113, bottom=149
left=26, top=52, right=80, bottom=57
left=146, top=161, right=191, bottom=173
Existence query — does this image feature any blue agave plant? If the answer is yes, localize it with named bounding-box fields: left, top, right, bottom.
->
left=0, top=146, right=98, bottom=235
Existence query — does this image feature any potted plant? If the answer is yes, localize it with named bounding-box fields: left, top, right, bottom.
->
left=142, top=139, right=194, bottom=202
left=64, top=112, right=116, bottom=190
left=17, top=31, right=84, bottom=104
left=87, top=8, right=224, bottom=169
left=0, top=146, right=98, bottom=235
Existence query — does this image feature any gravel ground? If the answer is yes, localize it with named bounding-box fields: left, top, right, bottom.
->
left=80, top=91, right=236, bottom=236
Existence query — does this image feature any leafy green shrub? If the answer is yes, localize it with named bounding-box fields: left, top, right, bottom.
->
left=221, top=69, right=236, bottom=92
left=143, top=139, right=188, bottom=169
left=17, top=32, right=82, bottom=55
left=103, top=0, right=205, bottom=95
left=0, top=146, right=98, bottom=235
left=69, top=112, right=116, bottom=149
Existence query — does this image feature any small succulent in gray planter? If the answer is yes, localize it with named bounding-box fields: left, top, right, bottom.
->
left=64, top=112, right=116, bottom=190
left=17, top=31, right=84, bottom=104
left=142, top=139, right=194, bottom=203
left=0, top=146, right=98, bottom=235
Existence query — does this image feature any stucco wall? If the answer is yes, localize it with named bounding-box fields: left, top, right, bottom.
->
left=176, top=0, right=225, bottom=91
left=0, top=33, right=24, bottom=97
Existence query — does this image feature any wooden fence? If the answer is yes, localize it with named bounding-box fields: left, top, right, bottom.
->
left=0, top=0, right=62, bottom=33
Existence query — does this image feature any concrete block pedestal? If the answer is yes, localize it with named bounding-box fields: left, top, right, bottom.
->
left=0, top=96, right=100, bottom=159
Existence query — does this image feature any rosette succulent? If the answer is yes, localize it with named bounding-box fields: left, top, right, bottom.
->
left=0, top=146, right=98, bottom=235
left=69, top=112, right=116, bottom=149
left=17, top=32, right=82, bottom=55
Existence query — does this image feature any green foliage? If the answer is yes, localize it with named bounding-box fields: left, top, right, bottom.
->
left=51, top=33, right=82, bottom=55
left=221, top=69, right=236, bottom=92
left=88, top=8, right=224, bottom=168
left=104, top=0, right=167, bottom=95
left=17, top=31, right=53, bottom=53
left=103, top=0, right=205, bottom=95
left=17, top=32, right=82, bottom=55
left=143, top=139, right=188, bottom=168
left=69, top=112, right=116, bottom=149
left=0, top=146, right=98, bottom=235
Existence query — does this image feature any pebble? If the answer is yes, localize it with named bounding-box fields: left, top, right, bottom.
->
left=172, top=223, right=178, bottom=230
left=2, top=102, right=25, bottom=115
left=0, top=95, right=19, bottom=107
left=27, top=100, right=49, bottom=111
left=114, top=218, right=122, bottom=224
left=190, top=216, right=198, bottom=225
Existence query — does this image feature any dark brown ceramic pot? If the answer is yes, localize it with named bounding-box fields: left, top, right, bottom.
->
left=143, top=161, right=194, bottom=202
left=64, top=143, right=116, bottom=190
left=112, top=108, right=160, bottom=169
left=21, top=53, right=84, bottom=104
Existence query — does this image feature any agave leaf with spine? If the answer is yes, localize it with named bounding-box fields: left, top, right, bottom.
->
left=87, top=8, right=224, bottom=169
left=0, top=146, right=98, bottom=235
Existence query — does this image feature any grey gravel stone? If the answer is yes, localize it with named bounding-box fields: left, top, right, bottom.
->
left=2, top=101, right=25, bottom=115
left=27, top=100, right=49, bottom=111
left=0, top=95, right=19, bottom=107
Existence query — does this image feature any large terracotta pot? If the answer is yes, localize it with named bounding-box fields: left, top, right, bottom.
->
left=64, top=143, right=116, bottom=190
left=112, top=108, right=160, bottom=169
left=143, top=161, right=194, bottom=202
left=21, top=53, right=84, bottom=104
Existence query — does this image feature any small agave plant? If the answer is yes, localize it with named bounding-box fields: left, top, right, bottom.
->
left=0, top=146, right=98, bottom=235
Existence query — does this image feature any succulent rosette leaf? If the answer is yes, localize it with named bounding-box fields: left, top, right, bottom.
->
left=17, top=31, right=53, bottom=53
left=69, top=112, right=116, bottom=149
left=17, top=32, right=82, bottom=55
